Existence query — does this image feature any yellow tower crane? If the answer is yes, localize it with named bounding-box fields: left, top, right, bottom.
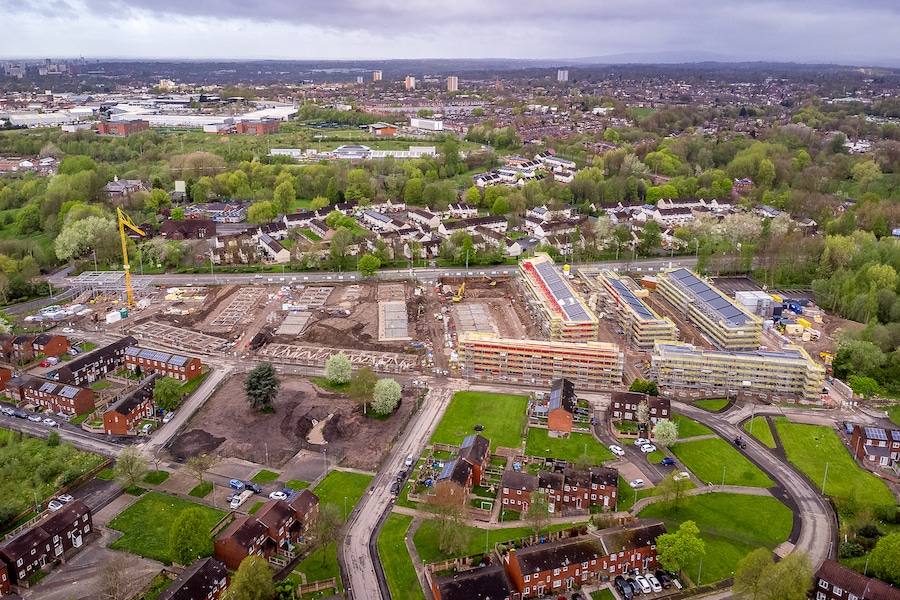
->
left=117, top=207, right=146, bottom=306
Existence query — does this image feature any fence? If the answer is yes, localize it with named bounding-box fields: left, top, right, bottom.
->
left=298, top=577, right=337, bottom=596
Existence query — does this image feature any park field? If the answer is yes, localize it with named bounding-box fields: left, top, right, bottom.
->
left=525, top=429, right=614, bottom=464
left=313, top=470, right=373, bottom=523
left=430, top=391, right=528, bottom=451
left=670, top=438, right=773, bottom=488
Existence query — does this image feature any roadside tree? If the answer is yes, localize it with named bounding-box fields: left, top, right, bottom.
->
left=225, top=555, right=276, bottom=600
left=652, top=419, right=678, bottom=447
left=114, top=447, right=148, bottom=490
left=371, top=378, right=401, bottom=415
left=348, top=366, right=378, bottom=411
left=656, top=520, right=705, bottom=576
left=185, top=453, right=220, bottom=486
left=358, top=253, right=381, bottom=277
left=524, top=490, right=552, bottom=539
left=153, top=376, right=183, bottom=413
left=310, top=504, right=342, bottom=567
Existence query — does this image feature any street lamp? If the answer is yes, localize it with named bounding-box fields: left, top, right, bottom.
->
left=822, top=461, right=829, bottom=495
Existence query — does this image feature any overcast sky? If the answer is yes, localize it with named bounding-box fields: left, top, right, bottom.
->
left=4, top=0, right=900, bottom=66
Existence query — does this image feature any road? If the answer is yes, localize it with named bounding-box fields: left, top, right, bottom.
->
left=0, top=406, right=125, bottom=458
left=339, top=379, right=466, bottom=600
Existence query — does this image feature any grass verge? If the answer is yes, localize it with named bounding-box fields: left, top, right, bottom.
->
left=142, top=471, right=170, bottom=486
left=694, top=399, right=729, bottom=411
left=673, top=414, right=713, bottom=438
left=189, top=482, right=214, bottom=498
left=251, top=469, right=280, bottom=483
left=744, top=417, right=776, bottom=448
left=378, top=514, right=424, bottom=600
left=313, top=471, right=373, bottom=523
left=670, top=438, right=773, bottom=488
left=286, top=479, right=311, bottom=490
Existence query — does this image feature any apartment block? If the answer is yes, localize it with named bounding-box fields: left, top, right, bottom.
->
left=458, top=332, right=623, bottom=390
left=657, top=268, right=761, bottom=351
left=55, top=336, right=137, bottom=387
left=235, top=120, right=280, bottom=135
left=520, top=255, right=598, bottom=342
left=650, top=342, right=826, bottom=402
left=598, top=270, right=676, bottom=349
left=447, top=76, right=458, bottom=92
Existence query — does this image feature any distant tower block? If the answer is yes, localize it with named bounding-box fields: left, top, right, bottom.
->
left=557, top=69, right=569, bottom=82
left=447, top=76, right=458, bottom=92
left=356, top=76, right=364, bottom=84
left=405, top=75, right=416, bottom=90
left=373, top=70, right=382, bottom=81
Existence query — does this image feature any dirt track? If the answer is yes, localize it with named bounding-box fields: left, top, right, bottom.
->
left=169, top=374, right=417, bottom=470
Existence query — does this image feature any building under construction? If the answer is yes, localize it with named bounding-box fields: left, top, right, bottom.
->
left=457, top=331, right=623, bottom=390
left=519, top=255, right=598, bottom=342
left=657, top=268, right=761, bottom=351
left=598, top=270, right=676, bottom=349
left=650, top=342, right=825, bottom=402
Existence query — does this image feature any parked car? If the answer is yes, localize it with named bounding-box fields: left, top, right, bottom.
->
left=244, top=482, right=262, bottom=494
left=141, top=423, right=153, bottom=434
left=227, top=491, right=239, bottom=502
left=48, top=500, right=63, bottom=512
left=661, top=457, right=676, bottom=466
left=61, top=327, right=75, bottom=334
left=390, top=481, right=401, bottom=495
left=635, top=575, right=652, bottom=594
left=268, top=491, right=288, bottom=501
left=609, top=444, right=625, bottom=456
left=655, top=569, right=672, bottom=589
left=627, top=577, right=641, bottom=596
left=634, top=437, right=650, bottom=447
left=629, top=478, right=645, bottom=489
left=1, top=406, right=13, bottom=415
left=640, top=444, right=657, bottom=453
left=12, top=410, right=27, bottom=419
left=615, top=576, right=634, bottom=600
left=229, top=479, right=245, bottom=490
left=673, top=471, right=690, bottom=482
left=42, top=418, right=58, bottom=427
left=162, top=411, right=175, bottom=424
left=58, top=494, right=74, bottom=503
left=231, top=490, right=253, bottom=509
left=28, top=414, right=42, bottom=422
left=397, top=470, right=407, bottom=481
left=405, top=454, right=414, bottom=467
left=646, top=573, right=663, bottom=592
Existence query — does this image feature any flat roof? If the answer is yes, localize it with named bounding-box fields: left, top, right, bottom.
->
left=667, top=268, right=753, bottom=326
left=654, top=342, right=818, bottom=364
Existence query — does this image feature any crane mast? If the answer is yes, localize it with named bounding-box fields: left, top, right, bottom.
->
left=117, top=207, right=146, bottom=306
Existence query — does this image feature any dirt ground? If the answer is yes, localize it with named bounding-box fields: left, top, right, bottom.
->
left=168, top=374, right=418, bottom=470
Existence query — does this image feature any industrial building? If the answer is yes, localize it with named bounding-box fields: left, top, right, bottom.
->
left=457, top=331, right=623, bottom=390
left=598, top=270, right=677, bottom=349
left=650, top=342, right=826, bottom=402
left=519, top=255, right=599, bottom=342
left=657, top=268, right=762, bottom=351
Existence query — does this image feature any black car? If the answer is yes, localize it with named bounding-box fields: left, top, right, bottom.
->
left=615, top=575, right=634, bottom=600
left=655, top=570, right=672, bottom=589
left=734, top=437, right=747, bottom=449
left=397, top=470, right=407, bottom=481
left=244, top=482, right=262, bottom=494
left=627, top=578, right=641, bottom=596
left=390, top=481, right=401, bottom=495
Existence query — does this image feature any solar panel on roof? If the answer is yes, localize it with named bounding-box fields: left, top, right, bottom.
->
left=892, top=431, right=900, bottom=441
left=59, top=386, right=80, bottom=399
left=125, top=347, right=140, bottom=356
left=533, top=260, right=592, bottom=322
left=39, top=382, right=56, bottom=393
left=169, top=355, right=188, bottom=366
left=864, top=427, right=887, bottom=440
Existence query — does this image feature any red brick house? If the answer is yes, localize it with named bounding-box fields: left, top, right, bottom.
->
left=610, top=392, right=671, bottom=430
left=124, top=347, right=204, bottom=382
left=31, top=334, right=69, bottom=358
left=158, top=557, right=228, bottom=600
left=503, top=536, right=607, bottom=597
left=500, top=470, right=539, bottom=512
left=595, top=519, right=666, bottom=576
left=0, top=334, right=15, bottom=362
left=0, top=501, right=93, bottom=586
left=214, top=494, right=320, bottom=571
left=0, top=562, right=9, bottom=596
left=850, top=425, right=900, bottom=468
left=501, top=466, right=618, bottom=514
left=11, top=335, right=35, bottom=362
left=458, top=434, right=491, bottom=486
left=22, top=378, right=95, bottom=417
left=0, top=366, right=12, bottom=389
left=55, top=336, right=137, bottom=387
left=547, top=378, right=576, bottom=433
left=431, top=563, right=517, bottom=600
left=433, top=458, right=474, bottom=497
left=103, top=379, right=156, bottom=435
left=814, top=559, right=900, bottom=600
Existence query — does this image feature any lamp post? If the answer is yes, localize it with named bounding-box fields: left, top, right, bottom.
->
left=322, top=448, right=327, bottom=472
left=721, top=466, right=726, bottom=487
left=265, top=443, right=269, bottom=468
left=344, top=496, right=348, bottom=521
left=822, top=461, right=829, bottom=495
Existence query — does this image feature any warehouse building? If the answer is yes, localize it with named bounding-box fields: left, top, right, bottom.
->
left=657, top=268, right=762, bottom=351
left=650, top=342, right=826, bottom=402
left=598, top=270, right=677, bottom=349
left=457, top=331, right=623, bottom=390
left=520, top=255, right=598, bottom=342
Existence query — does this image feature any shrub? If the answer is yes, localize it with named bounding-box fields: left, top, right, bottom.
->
left=839, top=542, right=864, bottom=558
left=47, top=431, right=60, bottom=447
left=859, top=524, right=882, bottom=539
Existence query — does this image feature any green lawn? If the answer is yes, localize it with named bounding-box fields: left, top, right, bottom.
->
left=180, top=372, right=208, bottom=395
left=639, top=493, right=793, bottom=584
left=108, top=492, right=226, bottom=564
left=90, top=381, right=111, bottom=390
left=670, top=438, right=774, bottom=488
left=301, top=228, right=322, bottom=242
left=616, top=475, right=656, bottom=511
left=413, top=519, right=575, bottom=563
left=888, top=404, right=900, bottom=427
left=189, top=482, right=213, bottom=498
left=694, top=399, right=729, bottom=412
left=247, top=501, right=264, bottom=515
left=0, top=428, right=105, bottom=526
left=673, top=414, right=713, bottom=438
left=592, top=590, right=616, bottom=600
left=744, top=417, right=776, bottom=448
left=430, top=391, right=528, bottom=452
left=313, top=471, right=372, bottom=522
left=142, top=471, right=170, bottom=486
left=632, top=107, right=658, bottom=119
left=251, top=469, right=280, bottom=483
left=294, top=542, right=341, bottom=587
left=525, top=429, right=614, bottom=464
left=774, top=419, right=895, bottom=510
left=286, top=479, right=311, bottom=490
left=378, top=514, right=424, bottom=600
left=96, top=468, right=115, bottom=480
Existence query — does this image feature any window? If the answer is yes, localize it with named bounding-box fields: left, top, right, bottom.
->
left=525, top=588, right=530, bottom=595
left=525, top=575, right=530, bottom=582
left=833, top=587, right=842, bottom=596
left=819, top=581, right=829, bottom=590
left=16, top=558, right=22, bottom=567
left=553, top=568, right=560, bottom=576
left=816, top=593, right=826, bottom=600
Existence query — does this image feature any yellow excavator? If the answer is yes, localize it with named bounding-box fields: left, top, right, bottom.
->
left=452, top=282, right=465, bottom=302
left=117, top=207, right=146, bottom=306
left=819, top=351, right=835, bottom=366
left=482, top=274, right=497, bottom=286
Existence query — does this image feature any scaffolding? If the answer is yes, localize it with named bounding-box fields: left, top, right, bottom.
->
left=519, top=254, right=598, bottom=342
left=69, top=271, right=151, bottom=298
left=457, top=331, right=623, bottom=390
left=657, top=268, right=762, bottom=351
left=650, top=342, right=825, bottom=401
left=598, top=270, right=676, bottom=349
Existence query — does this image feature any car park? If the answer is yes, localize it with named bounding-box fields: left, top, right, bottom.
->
left=655, top=570, right=672, bottom=589
left=635, top=575, right=652, bottom=594
left=646, top=573, right=663, bottom=592
left=640, top=444, right=657, bottom=453
left=268, top=491, right=288, bottom=500
left=627, top=578, right=641, bottom=596
left=229, top=479, right=245, bottom=490
left=629, top=478, right=645, bottom=489
left=634, top=437, right=650, bottom=447
left=48, top=500, right=63, bottom=512
left=28, top=414, right=42, bottom=422
left=615, top=575, right=634, bottom=600
left=609, top=444, right=625, bottom=456
left=673, top=471, right=690, bottom=482
left=42, top=418, right=58, bottom=427
left=661, top=457, right=676, bottom=466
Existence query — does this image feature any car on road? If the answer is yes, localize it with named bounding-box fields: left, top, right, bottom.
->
left=635, top=575, right=652, bottom=594
left=28, top=414, right=42, bottom=422
left=609, top=444, right=625, bottom=456
left=48, top=500, right=64, bottom=512
left=655, top=570, right=672, bottom=589
left=615, top=576, right=634, bottom=600
left=61, top=327, right=75, bottom=334
left=646, top=573, right=663, bottom=592
left=244, top=482, right=262, bottom=494
left=673, top=471, right=690, bottom=482
left=12, top=410, right=27, bottom=419
left=58, top=494, right=74, bottom=503
left=229, top=479, right=245, bottom=490
left=734, top=437, right=747, bottom=449
left=405, top=454, right=414, bottom=467
left=634, top=437, right=650, bottom=447
left=42, top=418, right=58, bottom=427
left=162, top=411, right=175, bottom=424
left=268, top=491, right=288, bottom=501
left=397, top=470, right=407, bottom=481
left=629, top=478, right=645, bottom=489
left=390, top=481, right=401, bottom=495
left=640, top=444, right=657, bottom=453
left=661, top=457, right=676, bottom=466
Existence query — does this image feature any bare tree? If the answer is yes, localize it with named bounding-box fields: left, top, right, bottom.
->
left=185, top=453, right=220, bottom=485
left=428, top=486, right=467, bottom=555
left=524, top=489, right=552, bottom=539
left=100, top=554, right=139, bottom=600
